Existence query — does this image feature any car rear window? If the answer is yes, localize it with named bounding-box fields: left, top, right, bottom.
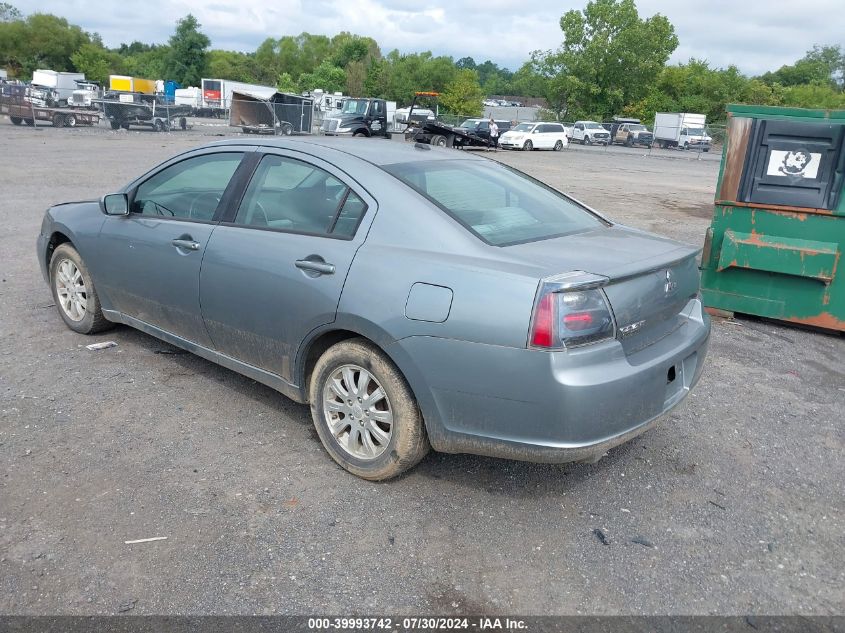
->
left=382, top=160, right=605, bottom=246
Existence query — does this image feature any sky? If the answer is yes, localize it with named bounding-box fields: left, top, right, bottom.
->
left=15, top=0, right=845, bottom=76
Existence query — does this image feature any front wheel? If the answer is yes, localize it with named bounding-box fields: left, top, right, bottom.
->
left=310, top=339, right=430, bottom=480
left=49, top=243, right=112, bottom=335
left=683, top=142, right=689, bottom=150
left=523, top=140, right=533, bottom=151
left=553, top=140, right=563, bottom=151
left=585, top=136, right=593, bottom=145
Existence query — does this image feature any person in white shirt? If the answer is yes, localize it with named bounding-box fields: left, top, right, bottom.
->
left=488, top=118, right=499, bottom=152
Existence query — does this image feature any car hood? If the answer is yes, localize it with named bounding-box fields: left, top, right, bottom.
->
left=502, top=224, right=698, bottom=280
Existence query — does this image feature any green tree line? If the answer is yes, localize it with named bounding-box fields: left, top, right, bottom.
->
left=1, top=0, right=843, bottom=121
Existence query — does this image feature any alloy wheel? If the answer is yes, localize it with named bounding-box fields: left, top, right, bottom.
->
left=55, top=259, right=87, bottom=322
left=322, top=364, right=393, bottom=461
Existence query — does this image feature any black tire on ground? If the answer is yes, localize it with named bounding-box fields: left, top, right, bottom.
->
left=280, top=122, right=293, bottom=136
left=523, top=140, right=533, bottom=151
left=52, top=114, right=65, bottom=128
left=109, top=120, right=120, bottom=129
left=154, top=119, right=165, bottom=132
left=553, top=140, right=563, bottom=151
left=10, top=116, right=22, bottom=125
left=180, top=117, right=187, bottom=130
left=24, top=118, right=35, bottom=126
left=120, top=122, right=130, bottom=130
left=49, top=243, right=112, bottom=335
left=65, top=113, right=77, bottom=127
left=683, top=142, right=689, bottom=150
left=430, top=134, right=447, bottom=147
left=585, top=136, right=592, bottom=145
left=309, top=338, right=430, bottom=480
left=704, top=148, right=710, bottom=153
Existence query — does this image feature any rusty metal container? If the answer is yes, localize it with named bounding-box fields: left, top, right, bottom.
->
left=700, top=104, right=845, bottom=331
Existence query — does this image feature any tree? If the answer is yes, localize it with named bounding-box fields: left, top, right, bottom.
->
left=760, top=45, right=844, bottom=90
left=345, top=60, right=366, bottom=96
left=163, top=14, right=209, bottom=85
left=276, top=72, right=297, bottom=93
left=297, top=59, right=346, bottom=93
left=208, top=49, right=260, bottom=83
left=533, top=0, right=678, bottom=119
left=455, top=57, right=476, bottom=70
left=440, top=69, right=484, bottom=116
left=71, top=42, right=123, bottom=84
left=0, top=2, right=21, bottom=22
left=121, top=45, right=170, bottom=80
left=0, top=13, right=89, bottom=77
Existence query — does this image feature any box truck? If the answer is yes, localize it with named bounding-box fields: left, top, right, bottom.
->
left=653, top=112, right=711, bottom=151
left=31, top=70, right=86, bottom=106
left=109, top=75, right=157, bottom=95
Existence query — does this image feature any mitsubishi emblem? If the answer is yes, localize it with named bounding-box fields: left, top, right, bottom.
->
left=664, top=269, right=677, bottom=294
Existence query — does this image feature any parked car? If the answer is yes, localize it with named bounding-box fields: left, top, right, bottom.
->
left=570, top=121, right=611, bottom=145
left=38, top=138, right=710, bottom=480
left=499, top=122, right=568, bottom=151
left=457, top=118, right=512, bottom=142
left=612, top=123, right=654, bottom=148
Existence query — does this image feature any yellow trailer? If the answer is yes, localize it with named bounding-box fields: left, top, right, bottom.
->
left=108, top=75, right=157, bottom=95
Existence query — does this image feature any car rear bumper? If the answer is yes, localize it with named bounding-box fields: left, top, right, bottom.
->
left=388, top=299, right=710, bottom=463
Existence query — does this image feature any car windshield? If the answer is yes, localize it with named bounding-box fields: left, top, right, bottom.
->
left=585, top=123, right=605, bottom=129
left=686, top=127, right=706, bottom=136
left=628, top=124, right=647, bottom=131
left=341, top=99, right=369, bottom=115
left=460, top=120, right=481, bottom=129
left=512, top=123, right=534, bottom=132
left=382, top=160, right=605, bottom=246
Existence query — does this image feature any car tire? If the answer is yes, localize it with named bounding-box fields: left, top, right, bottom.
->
left=49, top=243, right=112, bottom=335
left=430, top=134, right=447, bottom=147
left=24, top=118, right=35, bottom=126
left=523, top=140, right=533, bottom=151
left=52, top=114, right=65, bottom=128
left=585, top=136, right=592, bottom=145
left=309, top=338, right=430, bottom=480
left=553, top=140, right=563, bottom=151
left=10, top=116, right=22, bottom=125
left=154, top=119, right=165, bottom=132
left=65, top=113, right=77, bottom=128
left=683, top=142, right=689, bottom=150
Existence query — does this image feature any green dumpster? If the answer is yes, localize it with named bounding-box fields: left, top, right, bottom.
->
left=700, top=104, right=845, bottom=331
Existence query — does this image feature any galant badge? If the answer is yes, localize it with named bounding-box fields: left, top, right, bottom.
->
left=664, top=269, right=677, bottom=294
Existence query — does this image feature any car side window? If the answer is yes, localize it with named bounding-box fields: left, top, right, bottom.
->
left=132, top=152, right=244, bottom=220
left=234, top=154, right=367, bottom=237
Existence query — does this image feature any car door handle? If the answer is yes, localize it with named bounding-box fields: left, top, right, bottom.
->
left=171, top=238, right=200, bottom=251
left=295, top=259, right=335, bottom=275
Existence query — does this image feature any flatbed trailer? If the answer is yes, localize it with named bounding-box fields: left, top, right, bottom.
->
left=1, top=91, right=99, bottom=127
left=404, top=92, right=492, bottom=148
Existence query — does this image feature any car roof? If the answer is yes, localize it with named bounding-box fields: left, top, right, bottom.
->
left=205, top=136, right=480, bottom=167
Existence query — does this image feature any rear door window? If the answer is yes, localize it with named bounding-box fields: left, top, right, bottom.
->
left=233, top=154, right=367, bottom=237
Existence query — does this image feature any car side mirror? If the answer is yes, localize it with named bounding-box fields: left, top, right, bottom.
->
left=101, top=193, right=129, bottom=216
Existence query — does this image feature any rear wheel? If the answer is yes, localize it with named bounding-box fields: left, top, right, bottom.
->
left=553, top=140, right=563, bottom=151
left=280, top=122, right=293, bottom=136
left=49, top=243, right=112, bottom=335
left=179, top=117, right=187, bottom=130
left=65, top=113, right=77, bottom=127
left=310, top=339, right=430, bottom=480
left=430, top=134, right=447, bottom=147
left=24, top=118, right=35, bottom=126
left=52, top=114, right=65, bottom=128
left=10, top=116, right=22, bottom=125
left=523, top=140, right=533, bottom=151
left=154, top=119, right=165, bottom=132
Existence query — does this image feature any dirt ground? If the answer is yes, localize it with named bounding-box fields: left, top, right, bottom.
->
left=0, top=119, right=843, bottom=616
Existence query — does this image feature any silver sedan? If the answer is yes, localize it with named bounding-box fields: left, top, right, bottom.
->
left=37, top=137, right=710, bottom=479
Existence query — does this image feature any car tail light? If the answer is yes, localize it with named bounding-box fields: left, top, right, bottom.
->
left=529, top=271, right=616, bottom=349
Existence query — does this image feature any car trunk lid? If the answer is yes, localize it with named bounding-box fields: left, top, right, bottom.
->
left=505, top=225, right=701, bottom=354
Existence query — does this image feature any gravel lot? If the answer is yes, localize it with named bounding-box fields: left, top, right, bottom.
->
left=1, top=119, right=843, bottom=616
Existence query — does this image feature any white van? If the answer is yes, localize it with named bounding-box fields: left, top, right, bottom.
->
left=499, top=122, right=569, bottom=151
